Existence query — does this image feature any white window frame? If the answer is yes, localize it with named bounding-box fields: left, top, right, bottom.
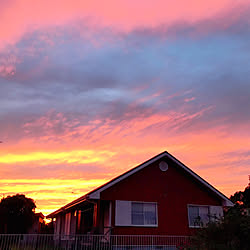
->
left=131, top=201, right=158, bottom=227
left=115, top=200, right=158, bottom=227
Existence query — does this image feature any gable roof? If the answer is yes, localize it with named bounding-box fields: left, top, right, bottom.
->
left=47, top=151, right=233, bottom=218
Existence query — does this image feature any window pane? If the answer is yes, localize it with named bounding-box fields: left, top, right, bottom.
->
left=132, top=203, right=144, bottom=225
left=132, top=203, right=143, bottom=213
left=144, top=203, right=156, bottom=213
left=132, top=213, right=144, bottom=225
left=199, top=206, right=209, bottom=226
left=189, top=206, right=210, bottom=227
left=144, top=204, right=157, bottom=225
left=131, top=202, right=157, bottom=225
left=189, top=206, right=199, bottom=227
left=145, top=211, right=156, bottom=224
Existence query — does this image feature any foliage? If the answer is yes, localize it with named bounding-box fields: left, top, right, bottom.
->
left=0, top=194, right=36, bottom=233
left=189, top=206, right=250, bottom=250
left=230, top=185, right=250, bottom=208
left=184, top=185, right=250, bottom=250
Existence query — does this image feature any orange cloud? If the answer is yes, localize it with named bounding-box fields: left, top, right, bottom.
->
left=1, top=0, right=250, bottom=218
left=0, top=150, right=115, bottom=165
left=0, top=178, right=108, bottom=215
left=1, top=109, right=249, bottom=216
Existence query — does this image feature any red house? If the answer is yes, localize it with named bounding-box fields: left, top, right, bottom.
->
left=47, top=151, right=233, bottom=237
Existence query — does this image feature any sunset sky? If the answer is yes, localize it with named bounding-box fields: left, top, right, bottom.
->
left=1, top=0, right=250, bottom=215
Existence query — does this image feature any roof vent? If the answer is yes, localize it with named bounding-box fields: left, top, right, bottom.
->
left=159, top=161, right=168, bottom=171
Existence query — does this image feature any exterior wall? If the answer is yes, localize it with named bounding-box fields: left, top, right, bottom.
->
left=55, top=211, right=76, bottom=235
left=54, top=215, right=61, bottom=235
left=100, top=157, right=222, bottom=236
left=28, top=215, right=45, bottom=234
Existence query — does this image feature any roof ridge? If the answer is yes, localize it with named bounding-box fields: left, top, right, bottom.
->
left=47, top=151, right=233, bottom=218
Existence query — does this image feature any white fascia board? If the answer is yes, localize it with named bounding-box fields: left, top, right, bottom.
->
left=222, top=200, right=234, bottom=206
left=166, top=153, right=234, bottom=207
left=88, top=153, right=167, bottom=199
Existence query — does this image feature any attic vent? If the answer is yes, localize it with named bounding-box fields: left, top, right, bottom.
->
left=159, top=161, right=168, bottom=171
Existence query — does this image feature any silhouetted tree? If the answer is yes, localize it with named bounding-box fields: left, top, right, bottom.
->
left=0, top=194, right=36, bottom=233
left=230, top=185, right=250, bottom=208
left=184, top=185, right=250, bottom=250
left=188, top=206, right=250, bottom=250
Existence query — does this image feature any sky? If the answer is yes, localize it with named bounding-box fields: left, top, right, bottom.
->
left=0, top=0, right=250, bottom=215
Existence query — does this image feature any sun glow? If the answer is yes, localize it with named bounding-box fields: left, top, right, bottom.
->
left=0, top=178, right=108, bottom=215
left=1, top=0, right=250, bottom=217
left=0, top=150, right=115, bottom=165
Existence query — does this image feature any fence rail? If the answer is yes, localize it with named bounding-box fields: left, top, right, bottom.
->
left=0, top=234, right=190, bottom=250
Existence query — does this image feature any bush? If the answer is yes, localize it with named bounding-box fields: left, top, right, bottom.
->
left=189, top=206, right=250, bottom=250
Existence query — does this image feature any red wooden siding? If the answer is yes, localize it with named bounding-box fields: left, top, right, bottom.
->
left=100, top=157, right=221, bottom=235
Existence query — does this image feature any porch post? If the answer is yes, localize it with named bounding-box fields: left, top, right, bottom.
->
left=93, top=200, right=101, bottom=233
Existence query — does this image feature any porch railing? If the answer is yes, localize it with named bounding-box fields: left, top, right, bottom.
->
left=0, top=234, right=190, bottom=249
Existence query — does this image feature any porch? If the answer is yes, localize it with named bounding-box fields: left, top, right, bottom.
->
left=52, top=199, right=112, bottom=236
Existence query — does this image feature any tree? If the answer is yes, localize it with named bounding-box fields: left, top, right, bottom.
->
left=0, top=194, right=36, bottom=233
left=188, top=206, right=250, bottom=250
left=230, top=185, right=250, bottom=208
left=184, top=185, right=250, bottom=250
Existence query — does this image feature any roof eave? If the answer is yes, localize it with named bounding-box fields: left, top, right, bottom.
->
left=47, top=150, right=234, bottom=218
left=88, top=151, right=233, bottom=206
left=46, top=196, right=88, bottom=218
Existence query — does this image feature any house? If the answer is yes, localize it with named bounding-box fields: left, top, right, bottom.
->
left=47, top=151, right=233, bottom=237
left=28, top=212, right=45, bottom=234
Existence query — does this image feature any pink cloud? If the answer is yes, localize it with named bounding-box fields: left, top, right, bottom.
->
left=0, top=0, right=249, bottom=49
left=23, top=110, right=80, bottom=137
left=0, top=53, right=20, bottom=76
left=1, top=107, right=250, bottom=213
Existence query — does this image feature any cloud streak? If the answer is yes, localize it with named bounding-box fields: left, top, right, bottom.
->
left=1, top=0, right=250, bottom=214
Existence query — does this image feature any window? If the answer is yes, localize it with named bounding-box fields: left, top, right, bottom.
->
left=131, top=202, right=157, bottom=226
left=115, top=200, right=158, bottom=227
left=188, top=205, right=224, bottom=228
left=188, top=205, right=209, bottom=227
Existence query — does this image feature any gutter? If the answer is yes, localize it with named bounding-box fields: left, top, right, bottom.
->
left=46, top=195, right=96, bottom=218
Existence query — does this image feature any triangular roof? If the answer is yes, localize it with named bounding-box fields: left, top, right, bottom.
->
left=47, top=151, right=233, bottom=218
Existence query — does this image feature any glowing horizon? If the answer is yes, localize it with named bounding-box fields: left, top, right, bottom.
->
left=1, top=0, right=250, bottom=216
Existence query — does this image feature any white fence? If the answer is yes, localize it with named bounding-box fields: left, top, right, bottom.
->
left=0, top=234, right=190, bottom=250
